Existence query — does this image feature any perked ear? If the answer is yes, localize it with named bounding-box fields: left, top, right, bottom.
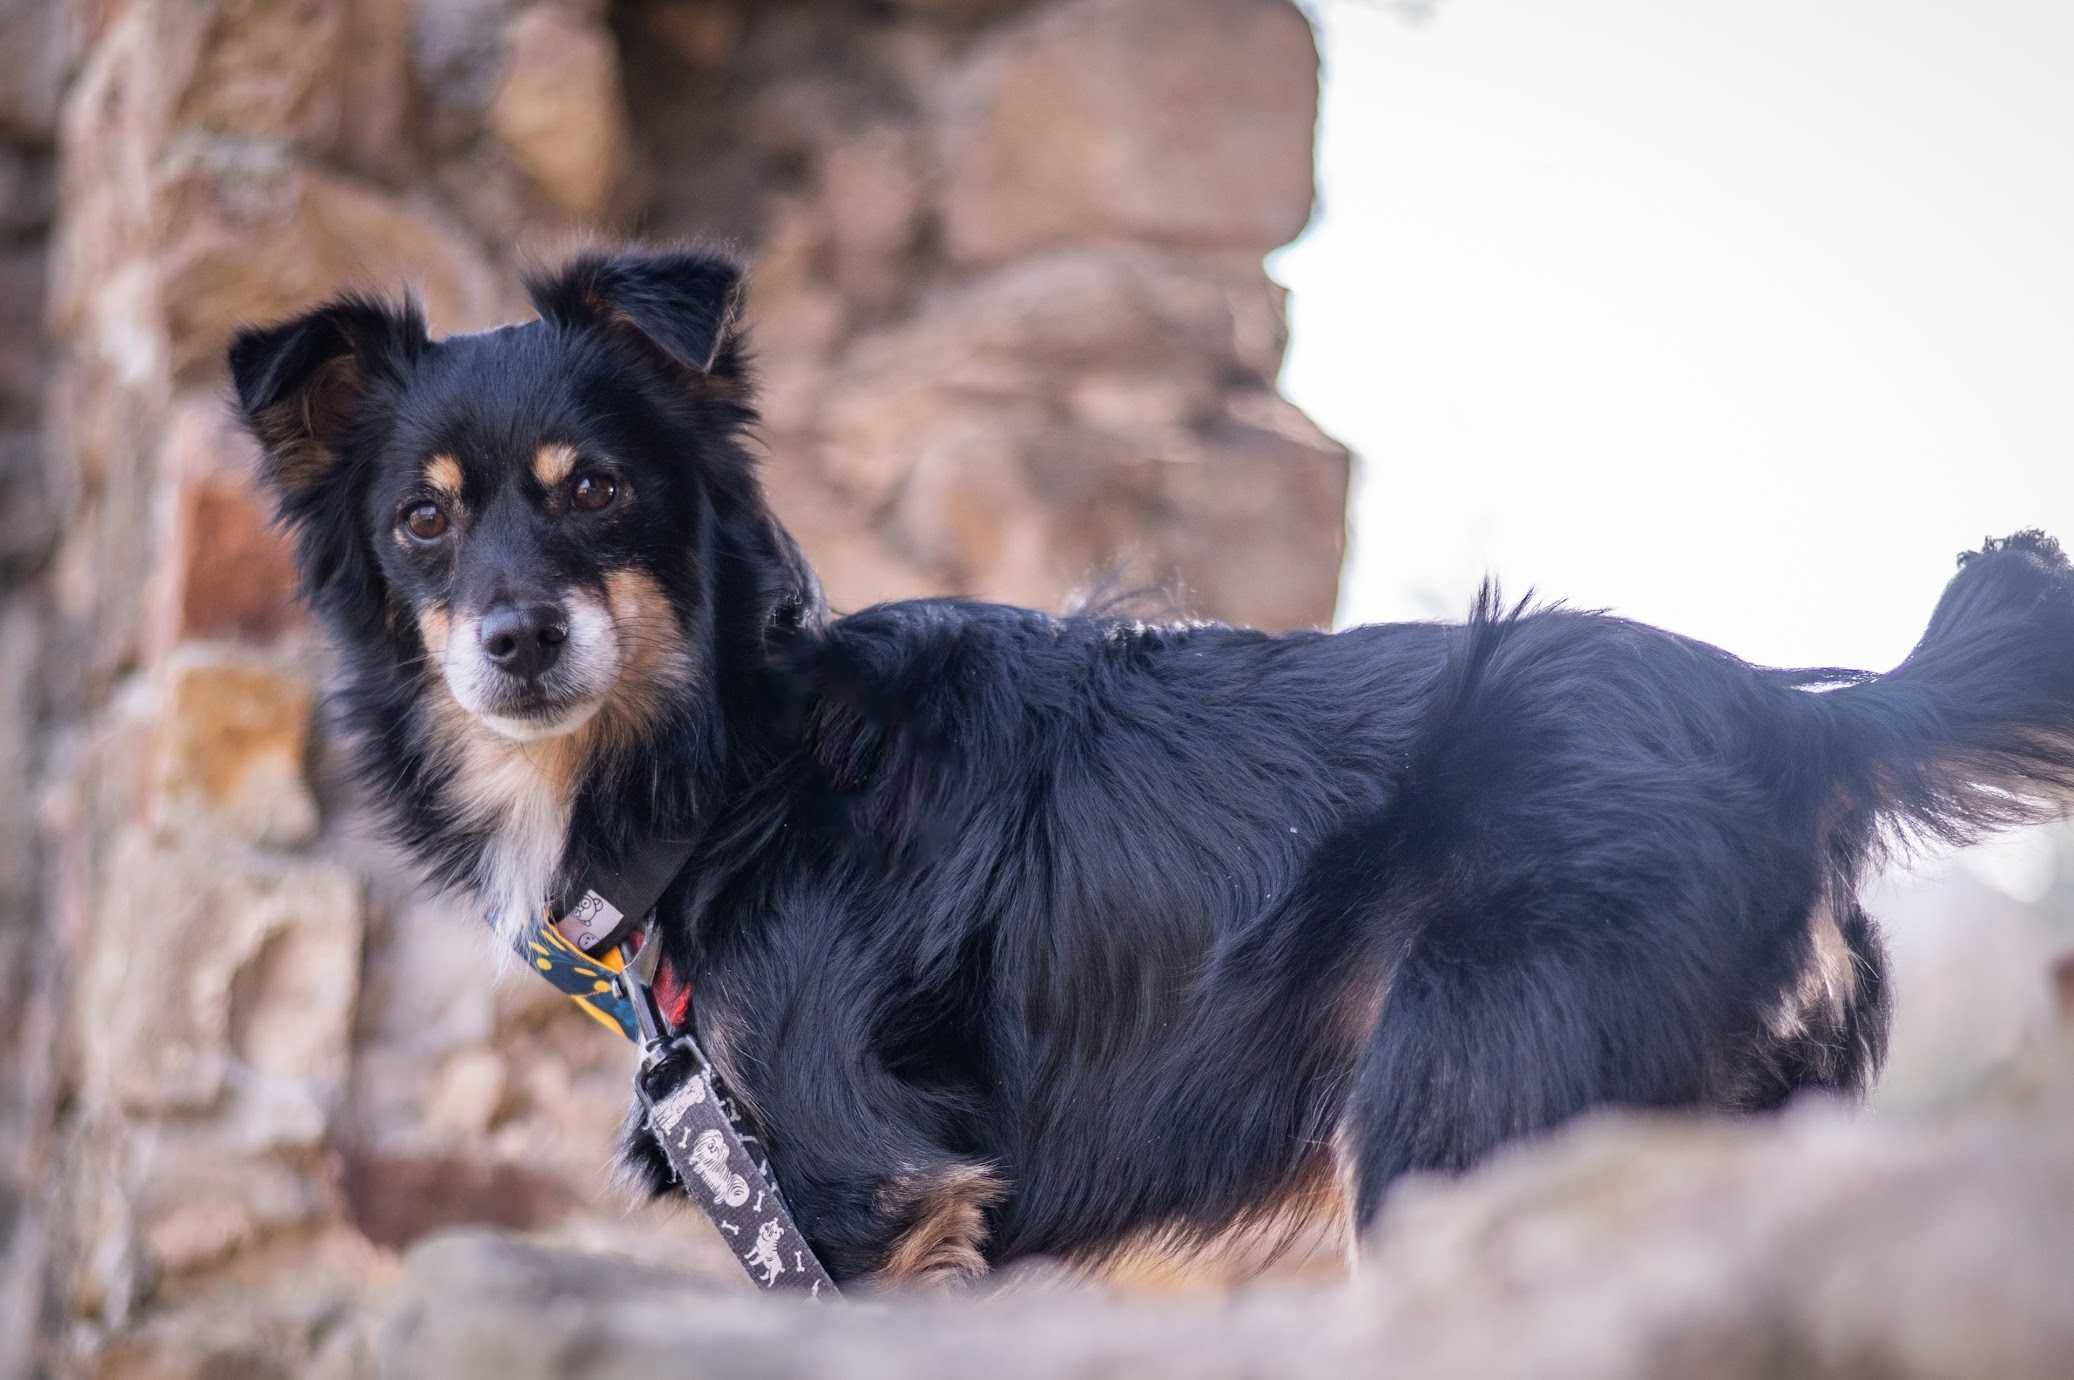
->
left=228, top=296, right=427, bottom=619
left=525, top=248, right=746, bottom=383
left=228, top=294, right=429, bottom=501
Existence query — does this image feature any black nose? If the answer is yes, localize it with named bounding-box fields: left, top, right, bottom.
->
left=478, top=603, right=568, bottom=681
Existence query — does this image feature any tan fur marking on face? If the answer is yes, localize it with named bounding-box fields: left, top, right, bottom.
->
left=423, top=677, right=590, bottom=808
left=425, top=453, right=463, bottom=499
left=532, top=442, right=579, bottom=490
left=1079, top=1152, right=1354, bottom=1296
left=590, top=569, right=695, bottom=754
left=416, top=603, right=451, bottom=656
left=872, top=1163, right=1006, bottom=1288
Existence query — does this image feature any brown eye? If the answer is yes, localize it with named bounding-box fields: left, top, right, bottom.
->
left=404, top=502, right=449, bottom=541
left=570, top=471, right=619, bottom=512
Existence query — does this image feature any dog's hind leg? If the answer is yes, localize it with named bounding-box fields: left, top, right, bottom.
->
left=1332, top=600, right=1847, bottom=1226
left=1724, top=896, right=1893, bottom=1112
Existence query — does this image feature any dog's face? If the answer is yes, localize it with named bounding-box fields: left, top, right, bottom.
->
left=231, top=250, right=779, bottom=747
left=350, top=325, right=699, bottom=743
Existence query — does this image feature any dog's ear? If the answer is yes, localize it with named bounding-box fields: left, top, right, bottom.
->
left=526, top=248, right=746, bottom=386
left=228, top=296, right=426, bottom=617
left=228, top=294, right=428, bottom=502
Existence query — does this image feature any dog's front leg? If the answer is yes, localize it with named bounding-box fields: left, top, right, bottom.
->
left=621, top=1042, right=1003, bottom=1289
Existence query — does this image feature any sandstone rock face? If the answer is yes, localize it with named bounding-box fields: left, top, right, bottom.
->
left=154, top=395, right=308, bottom=654
left=807, top=245, right=1336, bottom=624
left=153, top=141, right=508, bottom=377
left=149, top=646, right=321, bottom=849
left=18, top=0, right=1349, bottom=1372
left=168, top=0, right=351, bottom=148
left=488, top=5, right=635, bottom=220
left=616, top=4, right=1344, bottom=623
left=940, top=0, right=1321, bottom=264
left=0, top=7, right=59, bottom=1374
left=80, top=830, right=360, bottom=1120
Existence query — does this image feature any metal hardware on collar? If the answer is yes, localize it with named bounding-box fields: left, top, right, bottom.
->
left=618, top=938, right=674, bottom=1056
left=497, top=880, right=842, bottom=1300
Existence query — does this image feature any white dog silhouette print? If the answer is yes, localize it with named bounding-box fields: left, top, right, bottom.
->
left=688, top=1128, right=750, bottom=1208
left=746, top=1218, right=787, bottom=1286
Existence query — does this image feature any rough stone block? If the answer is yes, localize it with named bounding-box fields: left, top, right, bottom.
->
left=148, top=645, right=321, bottom=849
left=814, top=248, right=1284, bottom=509
left=152, top=139, right=505, bottom=380
left=378, top=1038, right=2074, bottom=1377
left=1141, top=396, right=1349, bottom=631
left=488, top=4, right=634, bottom=220
left=880, top=396, right=1347, bottom=630
left=153, top=396, right=306, bottom=655
left=82, top=829, right=361, bottom=1119
left=168, top=0, right=348, bottom=149
left=940, top=0, right=1320, bottom=263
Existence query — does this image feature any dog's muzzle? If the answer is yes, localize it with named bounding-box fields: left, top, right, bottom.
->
left=445, top=590, right=621, bottom=739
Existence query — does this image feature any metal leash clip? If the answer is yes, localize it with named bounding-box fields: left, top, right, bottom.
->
left=611, top=926, right=683, bottom=1063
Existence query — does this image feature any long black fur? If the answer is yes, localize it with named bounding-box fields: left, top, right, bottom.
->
left=230, top=247, right=2074, bottom=1286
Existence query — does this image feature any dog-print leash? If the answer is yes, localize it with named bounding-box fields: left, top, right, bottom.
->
left=496, top=852, right=841, bottom=1299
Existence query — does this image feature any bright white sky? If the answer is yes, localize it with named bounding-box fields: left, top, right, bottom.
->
left=1275, top=0, right=2074, bottom=673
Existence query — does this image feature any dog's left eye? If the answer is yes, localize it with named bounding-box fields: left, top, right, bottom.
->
left=570, top=471, right=620, bottom=512
left=403, top=502, right=449, bottom=541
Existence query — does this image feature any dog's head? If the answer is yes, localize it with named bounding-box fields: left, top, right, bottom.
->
left=230, top=248, right=817, bottom=748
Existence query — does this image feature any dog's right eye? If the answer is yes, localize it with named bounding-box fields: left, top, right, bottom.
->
left=403, top=503, right=450, bottom=541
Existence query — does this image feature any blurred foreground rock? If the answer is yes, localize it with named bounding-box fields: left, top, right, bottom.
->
left=378, top=1027, right=2074, bottom=1379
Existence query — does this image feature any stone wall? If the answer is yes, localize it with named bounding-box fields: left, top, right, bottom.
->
left=0, top=3, right=66, bottom=1376
left=4, top=1, right=1347, bottom=1374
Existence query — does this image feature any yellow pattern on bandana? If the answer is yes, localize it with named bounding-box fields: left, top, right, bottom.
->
left=514, top=913, right=640, bottom=1041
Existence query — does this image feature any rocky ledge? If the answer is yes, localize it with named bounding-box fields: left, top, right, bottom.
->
left=376, top=993, right=2074, bottom=1380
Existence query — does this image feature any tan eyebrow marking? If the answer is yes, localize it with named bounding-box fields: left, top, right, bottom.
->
left=533, top=443, right=579, bottom=489
left=425, top=454, right=463, bottom=499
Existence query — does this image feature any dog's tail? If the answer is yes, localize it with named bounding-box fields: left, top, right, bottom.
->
left=1809, top=530, right=2074, bottom=855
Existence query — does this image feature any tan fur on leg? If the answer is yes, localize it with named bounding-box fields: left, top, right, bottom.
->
left=873, top=1163, right=1006, bottom=1287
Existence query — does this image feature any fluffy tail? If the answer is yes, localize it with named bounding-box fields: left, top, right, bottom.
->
left=1817, top=530, right=2074, bottom=851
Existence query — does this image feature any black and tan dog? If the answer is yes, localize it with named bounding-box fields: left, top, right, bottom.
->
left=230, top=246, right=2074, bottom=1289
